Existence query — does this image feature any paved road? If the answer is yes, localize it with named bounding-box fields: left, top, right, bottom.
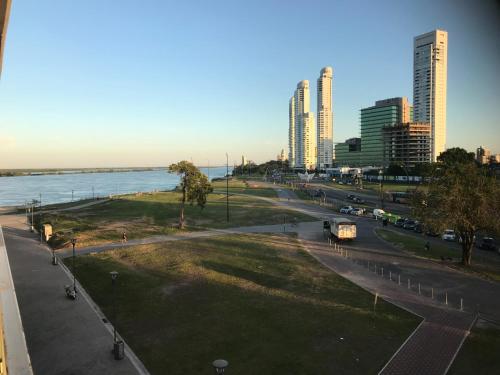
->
left=264, top=184, right=500, bottom=375
left=0, top=215, right=147, bottom=375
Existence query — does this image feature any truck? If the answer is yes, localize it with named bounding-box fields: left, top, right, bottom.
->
left=329, top=217, right=357, bottom=241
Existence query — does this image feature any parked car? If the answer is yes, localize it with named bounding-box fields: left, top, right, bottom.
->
left=373, top=208, right=385, bottom=220
left=477, top=237, right=497, bottom=251
left=414, top=222, right=424, bottom=233
left=353, top=197, right=365, bottom=203
left=442, top=229, right=456, bottom=241
left=425, top=228, right=440, bottom=237
left=350, top=208, right=365, bottom=216
left=403, top=220, right=417, bottom=230
left=340, top=206, right=354, bottom=214
left=395, top=218, right=406, bottom=227
left=346, top=194, right=355, bottom=200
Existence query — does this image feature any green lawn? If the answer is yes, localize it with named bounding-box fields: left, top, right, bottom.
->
left=375, top=229, right=500, bottom=281
left=448, top=319, right=500, bottom=375
left=68, top=234, right=419, bottom=375
left=212, top=179, right=278, bottom=198
left=44, top=186, right=313, bottom=248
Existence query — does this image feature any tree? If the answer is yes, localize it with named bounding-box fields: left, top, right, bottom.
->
left=168, top=161, right=213, bottom=229
left=437, top=147, right=475, bottom=166
left=411, top=154, right=500, bottom=266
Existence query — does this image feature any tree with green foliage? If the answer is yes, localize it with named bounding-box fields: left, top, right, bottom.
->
left=168, top=161, right=213, bottom=228
left=437, top=147, right=475, bottom=165
left=412, top=148, right=500, bottom=266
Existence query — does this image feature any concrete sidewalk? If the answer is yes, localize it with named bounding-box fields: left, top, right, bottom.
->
left=1, top=219, right=147, bottom=375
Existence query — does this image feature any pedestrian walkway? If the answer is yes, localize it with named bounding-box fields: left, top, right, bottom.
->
left=0, top=219, right=147, bottom=375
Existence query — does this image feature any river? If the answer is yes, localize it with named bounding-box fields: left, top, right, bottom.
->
left=0, top=167, right=231, bottom=207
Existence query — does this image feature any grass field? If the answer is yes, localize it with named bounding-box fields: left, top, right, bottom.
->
left=211, top=179, right=277, bottom=198
left=45, top=181, right=313, bottom=249
left=448, top=319, right=500, bottom=375
left=68, top=234, right=419, bottom=375
left=375, top=229, right=500, bottom=281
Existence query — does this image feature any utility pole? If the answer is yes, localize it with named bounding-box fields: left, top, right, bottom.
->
left=226, top=153, right=229, bottom=222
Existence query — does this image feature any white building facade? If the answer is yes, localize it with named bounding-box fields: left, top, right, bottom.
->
left=317, top=66, right=333, bottom=169
left=413, top=29, right=448, bottom=161
left=289, top=80, right=317, bottom=170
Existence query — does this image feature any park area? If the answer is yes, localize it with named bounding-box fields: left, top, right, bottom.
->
left=42, top=180, right=313, bottom=248
left=376, top=229, right=500, bottom=282
left=67, top=233, right=419, bottom=374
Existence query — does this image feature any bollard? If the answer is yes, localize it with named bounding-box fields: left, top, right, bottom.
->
left=398, top=274, right=401, bottom=285
left=431, top=288, right=434, bottom=299
left=389, top=271, right=392, bottom=281
left=367, top=261, right=370, bottom=270
left=418, top=283, right=421, bottom=295
left=460, top=298, right=463, bottom=311
left=381, top=268, right=384, bottom=277
left=373, top=292, right=378, bottom=311
left=408, top=279, right=410, bottom=289
left=445, top=292, right=448, bottom=305
left=374, top=264, right=377, bottom=274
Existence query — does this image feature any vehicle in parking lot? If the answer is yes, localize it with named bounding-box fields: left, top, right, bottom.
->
left=350, top=208, right=364, bottom=216
left=442, top=229, right=456, bottom=241
left=425, top=228, right=439, bottom=237
left=477, top=237, right=497, bottom=251
left=395, top=218, right=406, bottom=227
left=414, top=222, right=423, bottom=233
left=346, top=194, right=355, bottom=200
left=353, top=196, right=365, bottom=203
left=373, top=208, right=385, bottom=220
left=403, top=220, right=417, bottom=230
left=340, top=206, right=354, bottom=214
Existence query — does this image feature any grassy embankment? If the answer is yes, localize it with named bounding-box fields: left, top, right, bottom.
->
left=449, top=320, right=500, bottom=375
left=376, top=228, right=500, bottom=282
left=68, top=233, right=420, bottom=375
left=44, top=180, right=313, bottom=248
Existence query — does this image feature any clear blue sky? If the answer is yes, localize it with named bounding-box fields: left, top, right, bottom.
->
left=0, top=0, right=499, bottom=168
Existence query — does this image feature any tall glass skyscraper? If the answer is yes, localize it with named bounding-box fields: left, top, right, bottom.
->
left=413, top=29, right=448, bottom=161
left=360, top=97, right=411, bottom=166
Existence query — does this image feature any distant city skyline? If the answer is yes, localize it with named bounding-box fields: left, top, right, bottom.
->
left=0, top=0, right=499, bottom=168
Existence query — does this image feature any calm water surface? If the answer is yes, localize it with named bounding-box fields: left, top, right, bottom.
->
left=0, top=167, right=231, bottom=207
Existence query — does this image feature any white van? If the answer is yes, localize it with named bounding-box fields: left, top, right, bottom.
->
left=373, top=209, right=385, bottom=220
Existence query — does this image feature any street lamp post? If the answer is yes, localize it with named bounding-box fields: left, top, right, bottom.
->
left=226, top=153, right=229, bottom=222
left=71, top=238, right=77, bottom=294
left=379, top=169, right=385, bottom=209
left=212, top=359, right=228, bottom=374
left=110, top=271, right=124, bottom=360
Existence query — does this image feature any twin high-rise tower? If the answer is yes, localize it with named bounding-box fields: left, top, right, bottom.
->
left=289, top=67, right=333, bottom=170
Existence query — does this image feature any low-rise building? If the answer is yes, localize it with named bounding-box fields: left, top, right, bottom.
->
left=335, top=138, right=362, bottom=166
left=476, top=146, right=491, bottom=164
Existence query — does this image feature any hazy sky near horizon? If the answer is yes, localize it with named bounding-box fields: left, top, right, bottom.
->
left=0, top=0, right=499, bottom=168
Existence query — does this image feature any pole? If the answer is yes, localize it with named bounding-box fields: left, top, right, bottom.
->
left=72, top=242, right=76, bottom=292
left=226, top=153, right=229, bottom=222
left=112, top=277, right=117, bottom=343
left=72, top=189, right=74, bottom=202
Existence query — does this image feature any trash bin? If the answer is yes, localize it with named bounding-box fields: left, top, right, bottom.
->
left=113, top=340, right=124, bottom=360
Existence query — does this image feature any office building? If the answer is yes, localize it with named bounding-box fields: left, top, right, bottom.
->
left=317, top=67, right=333, bottom=169
left=383, top=122, right=431, bottom=167
left=476, top=146, right=491, bottom=164
left=335, top=138, right=362, bottom=167
left=360, top=97, right=412, bottom=166
left=413, top=29, right=448, bottom=161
